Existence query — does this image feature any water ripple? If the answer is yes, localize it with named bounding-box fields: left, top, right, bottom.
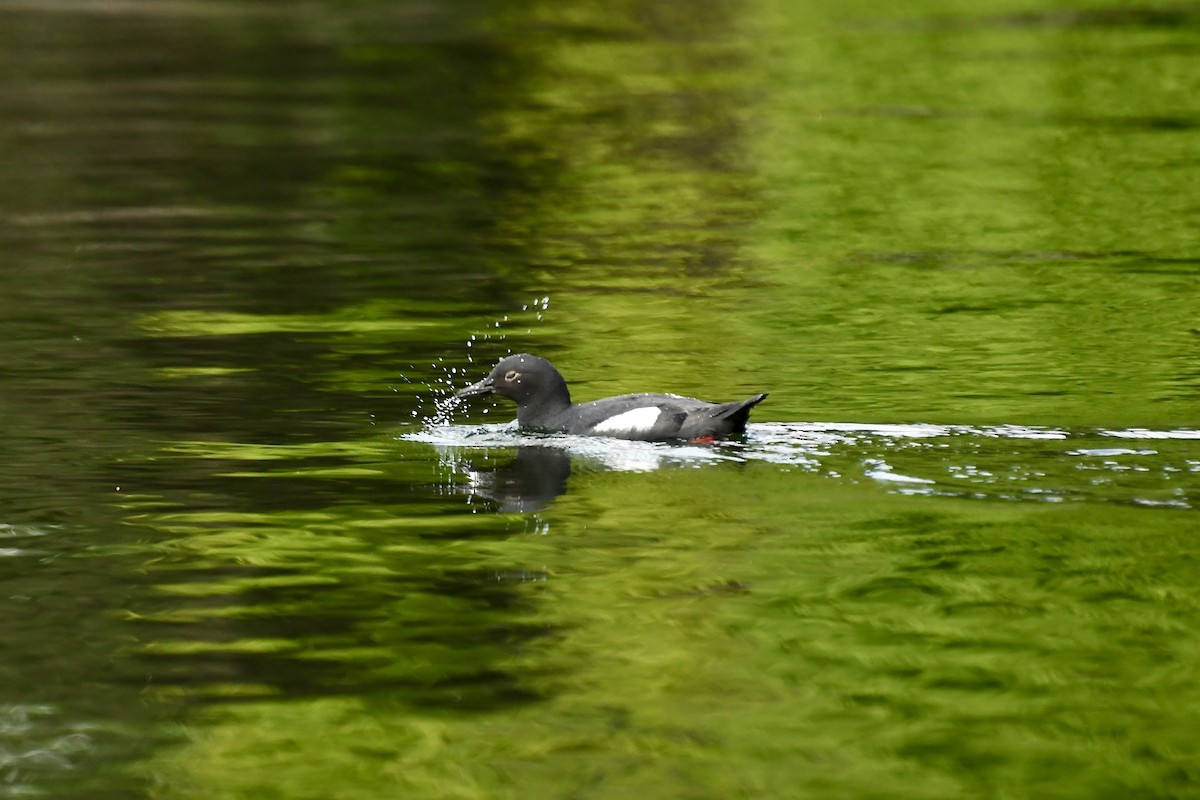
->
left=403, top=421, right=1200, bottom=511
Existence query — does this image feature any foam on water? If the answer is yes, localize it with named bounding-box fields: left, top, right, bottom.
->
left=401, top=420, right=1200, bottom=512
left=408, top=422, right=735, bottom=473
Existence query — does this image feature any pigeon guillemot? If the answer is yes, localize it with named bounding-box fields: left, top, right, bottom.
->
left=454, top=353, right=767, bottom=442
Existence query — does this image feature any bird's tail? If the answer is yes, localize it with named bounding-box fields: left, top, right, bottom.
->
left=713, top=393, right=768, bottom=427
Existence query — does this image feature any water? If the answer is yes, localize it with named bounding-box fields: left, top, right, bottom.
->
left=2, top=1, right=1200, bottom=798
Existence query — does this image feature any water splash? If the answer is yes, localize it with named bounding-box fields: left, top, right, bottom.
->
left=397, top=295, right=554, bottom=429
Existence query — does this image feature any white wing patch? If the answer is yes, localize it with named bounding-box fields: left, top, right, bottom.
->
left=591, top=406, right=662, bottom=435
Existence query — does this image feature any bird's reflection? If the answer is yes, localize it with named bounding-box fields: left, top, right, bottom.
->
left=457, top=446, right=572, bottom=513
left=426, top=429, right=732, bottom=513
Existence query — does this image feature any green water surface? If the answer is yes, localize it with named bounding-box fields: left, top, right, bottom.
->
left=1, top=1, right=1198, bottom=799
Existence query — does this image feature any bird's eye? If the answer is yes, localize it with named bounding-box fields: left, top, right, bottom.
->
left=504, top=370, right=520, bottom=382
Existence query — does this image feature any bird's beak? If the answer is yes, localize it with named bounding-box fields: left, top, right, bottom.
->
left=455, top=377, right=494, bottom=399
